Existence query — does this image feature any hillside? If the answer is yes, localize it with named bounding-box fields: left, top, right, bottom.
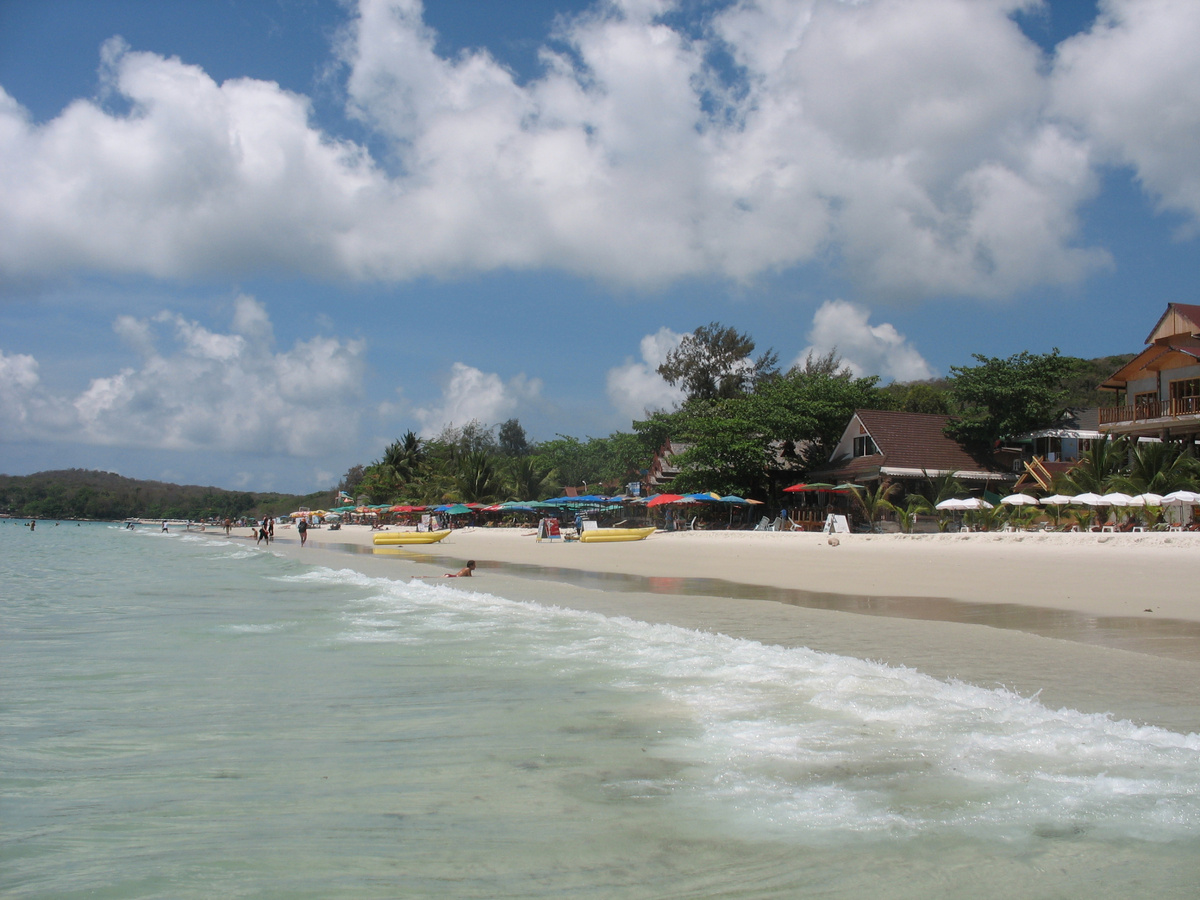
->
left=0, top=469, right=330, bottom=521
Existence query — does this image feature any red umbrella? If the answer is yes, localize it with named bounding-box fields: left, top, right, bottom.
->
left=645, top=493, right=686, bottom=507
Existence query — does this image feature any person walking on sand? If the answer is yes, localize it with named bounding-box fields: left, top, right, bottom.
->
left=297, top=517, right=308, bottom=547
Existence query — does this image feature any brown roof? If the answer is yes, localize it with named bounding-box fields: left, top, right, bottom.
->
left=810, top=410, right=1007, bottom=481
left=1145, top=303, right=1200, bottom=344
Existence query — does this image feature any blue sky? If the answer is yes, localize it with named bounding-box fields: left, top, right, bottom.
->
left=2, top=0, right=1198, bottom=493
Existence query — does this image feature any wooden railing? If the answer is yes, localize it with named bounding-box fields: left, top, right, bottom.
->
left=1099, top=396, right=1200, bottom=425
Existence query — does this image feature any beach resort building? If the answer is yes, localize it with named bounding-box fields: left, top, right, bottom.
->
left=804, top=409, right=1014, bottom=496
left=1098, top=303, right=1200, bottom=450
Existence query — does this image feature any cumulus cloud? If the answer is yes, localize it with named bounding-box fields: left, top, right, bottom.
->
left=3, top=0, right=1194, bottom=295
left=605, top=327, right=687, bottom=421
left=1051, top=0, right=1200, bottom=232
left=796, top=299, right=934, bottom=382
left=0, top=298, right=367, bottom=455
left=413, top=362, right=543, bottom=436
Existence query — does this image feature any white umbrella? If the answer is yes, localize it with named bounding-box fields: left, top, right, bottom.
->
left=1130, top=493, right=1164, bottom=507
left=1070, top=492, right=1106, bottom=506
left=1041, top=494, right=1075, bottom=506
left=935, top=498, right=969, bottom=510
left=1000, top=493, right=1040, bottom=506
left=1163, top=490, right=1200, bottom=504
left=959, top=497, right=994, bottom=510
left=1100, top=492, right=1136, bottom=507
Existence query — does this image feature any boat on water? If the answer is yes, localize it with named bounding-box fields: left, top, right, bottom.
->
left=372, top=530, right=452, bottom=546
left=578, top=526, right=656, bottom=543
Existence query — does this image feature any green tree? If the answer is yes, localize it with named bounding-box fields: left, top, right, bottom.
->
left=1113, top=439, right=1200, bottom=495
left=657, top=322, right=779, bottom=401
left=1059, top=435, right=1129, bottom=494
left=852, top=482, right=900, bottom=532
left=454, top=451, right=503, bottom=503
left=498, top=418, right=530, bottom=457
left=945, top=350, right=1076, bottom=451
left=507, top=456, right=553, bottom=500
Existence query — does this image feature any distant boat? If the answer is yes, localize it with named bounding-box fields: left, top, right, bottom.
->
left=578, top=526, right=656, bottom=543
left=373, top=530, right=452, bottom=546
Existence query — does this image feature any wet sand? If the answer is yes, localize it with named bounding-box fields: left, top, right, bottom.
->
left=253, top=524, right=1200, bottom=733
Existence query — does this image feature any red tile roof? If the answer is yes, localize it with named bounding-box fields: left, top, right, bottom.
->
left=810, top=410, right=1007, bottom=481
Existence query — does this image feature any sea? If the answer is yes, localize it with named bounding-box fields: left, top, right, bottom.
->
left=3, top=521, right=1200, bottom=898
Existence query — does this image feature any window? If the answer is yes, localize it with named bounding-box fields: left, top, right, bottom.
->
left=1170, top=378, right=1200, bottom=414
left=853, top=434, right=878, bottom=457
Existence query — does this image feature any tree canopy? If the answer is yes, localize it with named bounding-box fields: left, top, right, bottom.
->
left=944, top=350, right=1078, bottom=451
left=657, top=322, right=779, bottom=401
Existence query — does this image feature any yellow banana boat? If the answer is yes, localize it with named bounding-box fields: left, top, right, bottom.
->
left=373, top=530, right=452, bottom=546
left=578, top=526, right=656, bottom=543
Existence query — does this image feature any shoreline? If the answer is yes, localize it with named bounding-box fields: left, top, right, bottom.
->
left=223, top=523, right=1200, bottom=732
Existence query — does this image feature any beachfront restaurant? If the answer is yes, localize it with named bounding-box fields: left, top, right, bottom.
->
left=799, top=409, right=1015, bottom=530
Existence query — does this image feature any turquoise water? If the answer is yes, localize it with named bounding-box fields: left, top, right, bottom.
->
left=3, top=522, right=1200, bottom=898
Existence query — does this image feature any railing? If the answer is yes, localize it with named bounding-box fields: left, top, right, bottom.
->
left=1099, top=396, right=1200, bottom=425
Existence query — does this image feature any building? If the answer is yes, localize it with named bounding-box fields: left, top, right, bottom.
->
left=1099, top=303, right=1200, bottom=448
left=805, top=409, right=1014, bottom=493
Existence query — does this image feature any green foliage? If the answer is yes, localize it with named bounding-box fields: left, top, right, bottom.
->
left=1058, top=435, right=1129, bottom=494
left=0, top=470, right=322, bottom=521
left=657, top=322, right=779, bottom=401
left=454, top=451, right=504, bottom=503
left=852, top=482, right=900, bottom=532
left=1113, top=439, right=1200, bottom=495
left=945, top=350, right=1077, bottom=450
left=498, top=419, right=530, bottom=457
left=507, top=456, right=553, bottom=500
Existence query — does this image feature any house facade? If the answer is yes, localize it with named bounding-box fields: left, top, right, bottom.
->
left=805, top=409, right=1014, bottom=492
left=1099, top=303, right=1200, bottom=447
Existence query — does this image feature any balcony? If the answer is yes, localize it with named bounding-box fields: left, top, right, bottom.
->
left=1099, top=396, right=1200, bottom=428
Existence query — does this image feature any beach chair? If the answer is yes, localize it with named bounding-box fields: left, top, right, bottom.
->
left=754, top=516, right=770, bottom=531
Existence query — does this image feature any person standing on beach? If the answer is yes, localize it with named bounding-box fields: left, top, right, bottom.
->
left=268, top=518, right=274, bottom=542
left=297, top=517, right=308, bottom=547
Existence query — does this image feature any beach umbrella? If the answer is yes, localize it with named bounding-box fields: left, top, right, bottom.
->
left=645, top=493, right=686, bottom=507
left=832, top=483, right=864, bottom=493
left=1041, top=494, right=1075, bottom=506
left=1069, top=492, right=1106, bottom=506
left=960, top=497, right=994, bottom=510
left=683, top=492, right=722, bottom=502
left=1100, top=492, right=1136, bottom=507
left=1131, top=493, right=1165, bottom=506
left=1000, top=493, right=1040, bottom=506
left=935, top=498, right=969, bottom=510
left=783, top=482, right=835, bottom=493
left=1163, top=489, right=1200, bottom=504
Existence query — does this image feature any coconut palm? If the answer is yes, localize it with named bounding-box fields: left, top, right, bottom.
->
left=508, top=456, right=552, bottom=500
left=852, top=481, right=901, bottom=532
left=894, top=493, right=933, bottom=533
left=454, top=451, right=503, bottom=504
left=1113, top=439, right=1200, bottom=495
left=1058, top=435, right=1129, bottom=494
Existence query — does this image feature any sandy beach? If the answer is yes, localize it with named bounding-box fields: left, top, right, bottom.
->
left=253, top=522, right=1200, bottom=732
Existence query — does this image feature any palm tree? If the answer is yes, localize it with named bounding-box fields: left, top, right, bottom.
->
left=894, top=493, right=933, bottom=533
left=853, top=481, right=901, bottom=532
left=508, top=456, right=551, bottom=500
left=381, top=431, right=425, bottom=483
left=455, top=451, right=503, bottom=504
left=1114, top=439, right=1200, bottom=495
left=1059, top=435, right=1129, bottom=494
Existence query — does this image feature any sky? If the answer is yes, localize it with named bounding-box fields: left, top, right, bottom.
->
left=1, top=0, right=1198, bottom=494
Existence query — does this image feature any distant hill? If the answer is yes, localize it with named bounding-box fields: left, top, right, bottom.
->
left=0, top=469, right=331, bottom=521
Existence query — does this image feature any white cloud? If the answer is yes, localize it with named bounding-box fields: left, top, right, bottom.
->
left=1051, top=0, right=1200, bottom=232
left=3, top=0, right=1190, bottom=295
left=605, top=327, right=687, bottom=421
left=413, top=362, right=543, bottom=436
left=0, top=298, right=368, bottom=455
left=796, top=299, right=934, bottom=382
